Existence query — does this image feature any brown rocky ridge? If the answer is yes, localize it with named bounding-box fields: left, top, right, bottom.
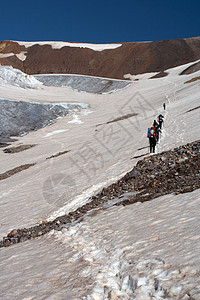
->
left=0, top=37, right=200, bottom=79
left=0, top=140, right=199, bottom=248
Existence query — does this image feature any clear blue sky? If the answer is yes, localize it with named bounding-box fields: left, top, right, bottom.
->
left=1, top=0, right=200, bottom=43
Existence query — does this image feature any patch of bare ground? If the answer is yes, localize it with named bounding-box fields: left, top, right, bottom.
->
left=46, top=150, right=71, bottom=160
left=180, top=61, right=200, bottom=75
left=3, top=144, right=36, bottom=154
left=0, top=142, right=10, bottom=148
left=107, top=113, right=138, bottom=124
left=96, top=113, right=138, bottom=127
left=150, top=71, right=168, bottom=79
left=0, top=137, right=17, bottom=148
left=184, top=76, right=200, bottom=84
left=0, top=163, right=36, bottom=181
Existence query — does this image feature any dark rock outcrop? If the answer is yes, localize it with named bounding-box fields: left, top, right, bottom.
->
left=180, top=61, right=200, bottom=75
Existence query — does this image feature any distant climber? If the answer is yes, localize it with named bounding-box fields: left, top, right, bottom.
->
left=148, top=126, right=157, bottom=153
left=163, top=103, right=166, bottom=110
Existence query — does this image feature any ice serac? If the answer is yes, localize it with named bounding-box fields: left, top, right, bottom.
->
left=34, top=74, right=132, bottom=94
left=0, top=99, right=88, bottom=141
left=0, top=65, right=41, bottom=88
left=0, top=37, right=200, bottom=79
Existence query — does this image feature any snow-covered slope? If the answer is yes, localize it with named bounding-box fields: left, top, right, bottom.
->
left=0, top=60, right=200, bottom=299
left=0, top=65, right=42, bottom=88
left=15, top=40, right=122, bottom=51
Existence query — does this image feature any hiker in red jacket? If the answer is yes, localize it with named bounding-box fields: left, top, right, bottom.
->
left=148, top=126, right=157, bottom=153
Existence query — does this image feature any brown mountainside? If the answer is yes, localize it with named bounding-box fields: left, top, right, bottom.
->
left=0, top=37, right=200, bottom=79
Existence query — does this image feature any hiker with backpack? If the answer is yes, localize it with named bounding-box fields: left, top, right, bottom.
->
left=153, top=119, right=159, bottom=128
left=152, top=120, right=160, bottom=142
left=158, top=114, right=164, bottom=129
left=147, top=126, right=157, bottom=153
left=146, top=114, right=165, bottom=154
left=155, top=125, right=161, bottom=142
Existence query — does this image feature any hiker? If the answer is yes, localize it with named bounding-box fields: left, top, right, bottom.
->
left=163, top=103, right=166, bottom=110
left=148, top=126, right=157, bottom=153
left=153, top=119, right=159, bottom=128
left=155, top=125, right=161, bottom=142
left=158, top=114, right=164, bottom=129
left=153, top=120, right=161, bottom=141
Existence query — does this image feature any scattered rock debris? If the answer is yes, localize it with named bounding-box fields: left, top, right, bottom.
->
left=184, top=76, right=200, bottom=84
left=46, top=150, right=71, bottom=160
left=0, top=142, right=10, bottom=148
left=96, top=113, right=138, bottom=127
left=150, top=71, right=168, bottom=79
left=0, top=140, right=199, bottom=248
left=0, top=163, right=36, bottom=181
left=3, top=144, right=36, bottom=154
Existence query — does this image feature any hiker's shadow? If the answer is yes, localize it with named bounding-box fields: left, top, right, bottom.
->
left=131, top=152, right=149, bottom=159
left=137, top=146, right=149, bottom=151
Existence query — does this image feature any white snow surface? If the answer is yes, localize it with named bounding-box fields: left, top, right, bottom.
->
left=0, top=53, right=14, bottom=58
left=44, top=129, right=69, bottom=137
left=15, top=51, right=27, bottom=61
left=0, top=51, right=27, bottom=61
left=14, top=40, right=122, bottom=51
left=68, top=114, right=83, bottom=124
left=0, top=65, right=42, bottom=88
left=55, top=189, right=200, bottom=300
left=0, top=59, right=200, bottom=299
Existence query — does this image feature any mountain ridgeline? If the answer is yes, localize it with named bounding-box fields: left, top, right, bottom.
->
left=0, top=37, right=200, bottom=79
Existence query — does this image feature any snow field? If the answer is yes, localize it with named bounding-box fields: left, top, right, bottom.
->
left=0, top=59, right=200, bottom=299
left=50, top=60, right=200, bottom=299
left=14, top=40, right=122, bottom=51
left=44, top=129, right=69, bottom=137
left=53, top=189, right=200, bottom=299
left=0, top=51, right=27, bottom=61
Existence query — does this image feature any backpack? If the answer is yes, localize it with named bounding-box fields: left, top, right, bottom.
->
left=149, top=127, right=155, bottom=139
left=147, top=127, right=150, bottom=138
